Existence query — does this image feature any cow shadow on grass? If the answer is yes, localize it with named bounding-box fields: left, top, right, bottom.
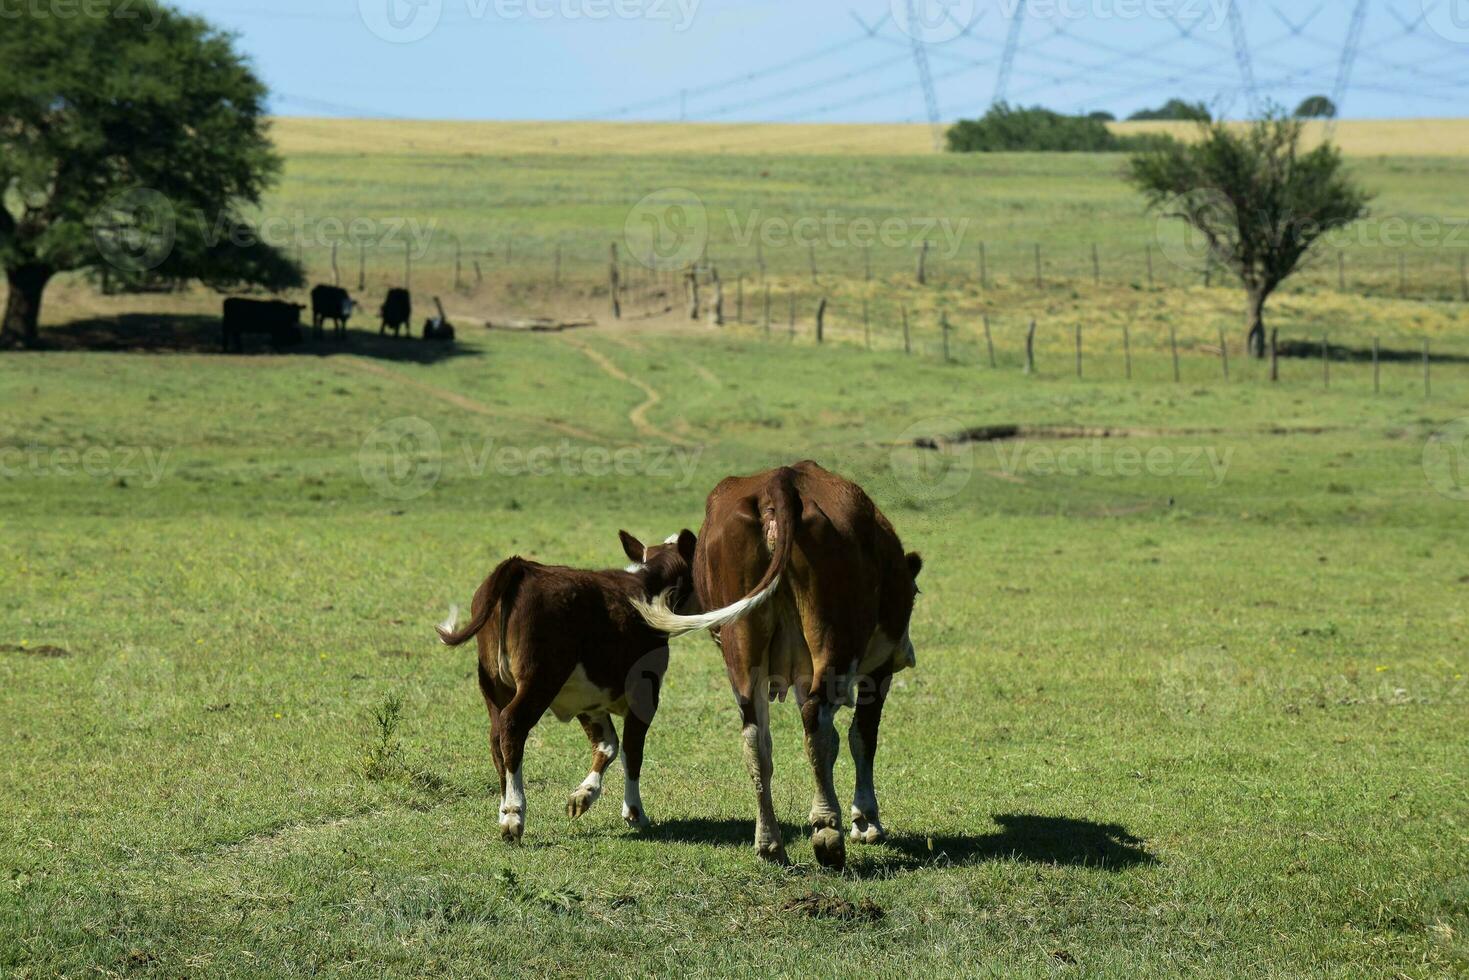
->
left=35, top=314, right=477, bottom=364
left=646, top=813, right=1156, bottom=874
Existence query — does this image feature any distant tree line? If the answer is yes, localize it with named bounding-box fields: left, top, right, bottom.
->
left=946, top=104, right=1175, bottom=153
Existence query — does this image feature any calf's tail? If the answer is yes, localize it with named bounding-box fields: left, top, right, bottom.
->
left=437, top=557, right=526, bottom=647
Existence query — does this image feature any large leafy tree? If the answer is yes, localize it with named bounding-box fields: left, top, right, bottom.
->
left=1128, top=113, right=1372, bottom=358
left=0, top=1, right=300, bottom=347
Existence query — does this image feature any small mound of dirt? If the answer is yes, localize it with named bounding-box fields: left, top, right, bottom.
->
left=781, top=891, right=884, bottom=922
left=0, top=643, right=70, bottom=658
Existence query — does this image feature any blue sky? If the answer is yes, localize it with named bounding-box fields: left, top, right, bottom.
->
left=175, top=0, right=1469, bottom=122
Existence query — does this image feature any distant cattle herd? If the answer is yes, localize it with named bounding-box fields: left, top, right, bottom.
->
left=221, top=284, right=455, bottom=351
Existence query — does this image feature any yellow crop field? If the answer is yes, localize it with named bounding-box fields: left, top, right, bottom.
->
left=269, top=116, right=1469, bottom=158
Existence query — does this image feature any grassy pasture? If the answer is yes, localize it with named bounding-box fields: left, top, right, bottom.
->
left=2, top=323, right=1467, bottom=977
left=3, top=119, right=1469, bottom=977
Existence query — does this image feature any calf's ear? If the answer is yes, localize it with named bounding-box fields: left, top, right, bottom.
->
left=676, top=529, right=697, bottom=562
left=906, top=551, right=923, bottom=580
left=619, top=530, right=645, bottom=564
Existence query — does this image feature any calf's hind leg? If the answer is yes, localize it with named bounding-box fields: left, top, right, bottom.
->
left=495, top=680, right=558, bottom=843
left=620, top=666, right=661, bottom=828
left=567, top=711, right=618, bottom=818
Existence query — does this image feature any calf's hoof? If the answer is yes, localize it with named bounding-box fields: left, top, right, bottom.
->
left=566, top=787, right=599, bottom=819
left=499, top=811, right=524, bottom=844
left=755, top=840, right=790, bottom=866
left=811, top=827, right=846, bottom=871
left=621, top=803, right=649, bottom=829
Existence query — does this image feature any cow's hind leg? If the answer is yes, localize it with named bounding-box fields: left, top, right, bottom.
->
left=567, top=711, right=618, bottom=818
left=801, top=689, right=847, bottom=870
left=848, top=667, right=889, bottom=844
left=725, top=620, right=785, bottom=863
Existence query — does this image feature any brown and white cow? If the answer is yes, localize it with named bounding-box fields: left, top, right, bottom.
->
left=633, top=461, right=921, bottom=870
left=438, top=529, right=697, bottom=843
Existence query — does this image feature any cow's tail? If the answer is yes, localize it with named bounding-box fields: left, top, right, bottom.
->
left=631, top=467, right=799, bottom=638
left=437, top=558, right=526, bottom=647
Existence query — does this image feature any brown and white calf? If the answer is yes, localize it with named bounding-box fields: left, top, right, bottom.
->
left=634, top=461, right=921, bottom=870
left=438, top=529, right=696, bottom=842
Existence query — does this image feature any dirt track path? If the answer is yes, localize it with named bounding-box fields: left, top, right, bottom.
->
left=337, top=357, right=604, bottom=442
left=560, top=337, right=696, bottom=447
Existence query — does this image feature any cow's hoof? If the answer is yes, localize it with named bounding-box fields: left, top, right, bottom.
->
left=499, top=811, right=524, bottom=843
left=755, top=840, right=790, bottom=865
left=566, top=787, right=599, bottom=818
left=621, top=803, right=649, bottom=829
left=849, top=809, right=886, bottom=844
left=811, top=827, right=846, bottom=870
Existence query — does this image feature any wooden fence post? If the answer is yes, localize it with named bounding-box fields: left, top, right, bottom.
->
left=1091, top=243, right=1100, bottom=286
left=331, top=242, right=341, bottom=286
left=917, top=240, right=929, bottom=286
left=1461, top=253, right=1468, bottom=301
left=1169, top=324, right=1180, bottom=382
left=901, top=306, right=911, bottom=355
left=609, top=243, right=622, bottom=320
left=1372, top=335, right=1380, bottom=394
left=1123, top=324, right=1132, bottom=380
left=473, top=259, right=483, bottom=286
left=1270, top=328, right=1280, bottom=383
left=686, top=266, right=699, bottom=321
left=358, top=244, right=366, bottom=291
left=710, top=266, right=724, bottom=326
left=1219, top=327, right=1229, bottom=381
left=736, top=275, right=744, bottom=323
left=815, top=298, right=827, bottom=344
left=405, top=247, right=411, bottom=290
left=941, top=312, right=951, bottom=362
left=983, top=314, right=995, bottom=368
left=1024, top=319, right=1036, bottom=375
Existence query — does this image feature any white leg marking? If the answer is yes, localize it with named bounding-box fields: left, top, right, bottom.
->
left=848, top=723, right=885, bottom=844
left=500, top=766, right=526, bottom=842
left=568, top=733, right=617, bottom=818
left=621, top=777, right=647, bottom=828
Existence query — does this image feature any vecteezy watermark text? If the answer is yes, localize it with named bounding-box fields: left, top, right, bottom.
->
left=0, top=445, right=171, bottom=487
left=992, top=440, right=1233, bottom=487
left=358, top=0, right=699, bottom=44
left=358, top=417, right=704, bottom=501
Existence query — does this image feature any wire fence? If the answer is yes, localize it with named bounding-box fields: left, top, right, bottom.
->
left=255, top=233, right=1469, bottom=308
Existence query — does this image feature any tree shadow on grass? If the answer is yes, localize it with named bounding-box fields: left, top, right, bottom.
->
left=33, top=314, right=477, bottom=364
left=645, top=813, right=1157, bottom=874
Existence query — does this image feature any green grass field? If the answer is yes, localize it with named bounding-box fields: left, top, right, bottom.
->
left=4, top=121, right=1469, bottom=976
left=2, top=321, right=1467, bottom=976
